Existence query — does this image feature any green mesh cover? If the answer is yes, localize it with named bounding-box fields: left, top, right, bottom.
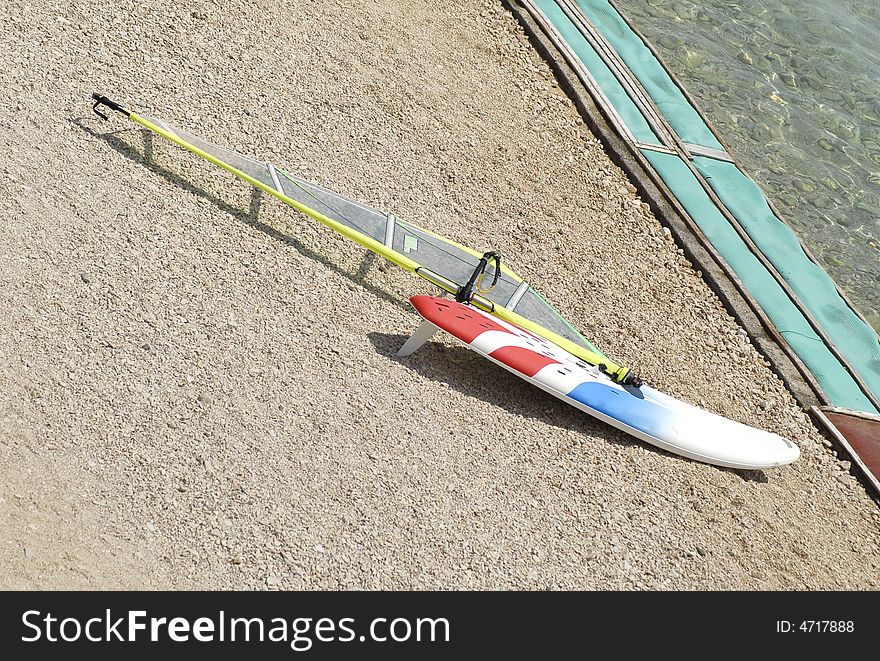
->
left=573, top=0, right=725, bottom=152
left=692, top=156, right=880, bottom=401
left=533, top=0, right=661, bottom=145
left=643, top=151, right=876, bottom=412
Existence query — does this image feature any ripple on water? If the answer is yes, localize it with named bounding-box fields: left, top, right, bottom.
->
left=617, top=0, right=880, bottom=331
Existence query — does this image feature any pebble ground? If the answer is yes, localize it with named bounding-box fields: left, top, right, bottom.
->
left=1, top=0, right=878, bottom=589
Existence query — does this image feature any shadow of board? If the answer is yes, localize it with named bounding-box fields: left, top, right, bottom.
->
left=74, top=117, right=766, bottom=482
left=71, top=116, right=406, bottom=313
left=370, top=329, right=623, bottom=435
left=370, top=332, right=769, bottom=482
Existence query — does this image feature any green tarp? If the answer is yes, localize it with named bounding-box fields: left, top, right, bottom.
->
left=532, top=0, right=880, bottom=412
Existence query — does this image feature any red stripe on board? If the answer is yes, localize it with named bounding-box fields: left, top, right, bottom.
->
left=488, top=346, right=560, bottom=378
left=411, top=295, right=513, bottom=343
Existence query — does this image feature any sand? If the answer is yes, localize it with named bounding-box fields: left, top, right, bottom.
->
left=0, top=0, right=877, bottom=589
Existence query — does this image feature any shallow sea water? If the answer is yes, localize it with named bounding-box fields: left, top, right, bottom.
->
left=617, top=0, right=880, bottom=330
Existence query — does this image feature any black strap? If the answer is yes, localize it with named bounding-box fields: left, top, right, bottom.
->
left=91, top=93, right=130, bottom=120
left=456, top=251, right=501, bottom=303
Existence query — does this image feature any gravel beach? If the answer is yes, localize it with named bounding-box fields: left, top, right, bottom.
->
left=1, top=0, right=878, bottom=589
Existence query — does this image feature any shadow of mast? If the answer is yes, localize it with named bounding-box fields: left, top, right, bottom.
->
left=73, top=117, right=407, bottom=311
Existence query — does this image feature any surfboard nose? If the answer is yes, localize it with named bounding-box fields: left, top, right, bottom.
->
left=775, top=438, right=801, bottom=467
left=410, top=295, right=447, bottom=320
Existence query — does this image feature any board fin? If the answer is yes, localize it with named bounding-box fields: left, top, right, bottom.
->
left=397, top=319, right=439, bottom=357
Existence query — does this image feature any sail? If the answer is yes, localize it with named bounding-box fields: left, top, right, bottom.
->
left=93, top=95, right=633, bottom=383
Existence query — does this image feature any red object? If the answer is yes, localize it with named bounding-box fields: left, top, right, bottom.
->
left=410, top=296, right=561, bottom=378
left=488, top=346, right=561, bottom=377
left=410, top=295, right=512, bottom=343
left=825, top=411, right=880, bottom=483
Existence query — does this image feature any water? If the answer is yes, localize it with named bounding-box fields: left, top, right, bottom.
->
left=616, top=0, right=880, bottom=331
